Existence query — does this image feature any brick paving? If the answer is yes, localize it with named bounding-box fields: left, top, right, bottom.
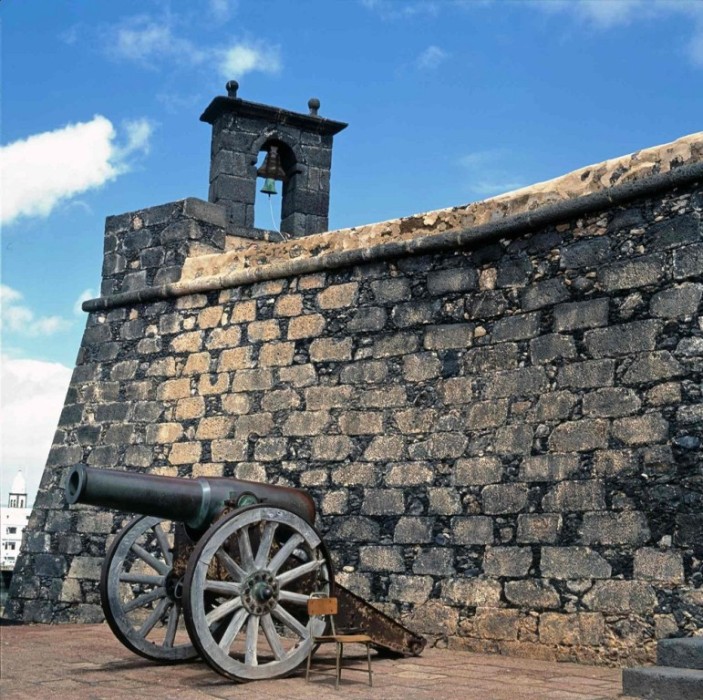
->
left=0, top=623, right=637, bottom=700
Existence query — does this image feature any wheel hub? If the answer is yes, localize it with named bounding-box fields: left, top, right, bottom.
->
left=241, top=570, right=279, bottom=615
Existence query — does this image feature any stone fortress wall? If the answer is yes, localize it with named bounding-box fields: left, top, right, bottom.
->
left=7, top=132, right=703, bottom=666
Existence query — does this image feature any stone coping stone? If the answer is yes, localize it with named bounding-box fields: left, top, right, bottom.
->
left=622, top=666, right=703, bottom=700
left=658, top=638, right=703, bottom=670
left=181, top=131, right=703, bottom=282
left=105, top=197, right=227, bottom=234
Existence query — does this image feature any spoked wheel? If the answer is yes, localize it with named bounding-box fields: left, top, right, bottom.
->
left=100, top=515, right=198, bottom=662
left=183, top=505, right=333, bottom=681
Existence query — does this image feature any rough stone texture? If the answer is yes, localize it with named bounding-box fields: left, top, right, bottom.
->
left=99, top=198, right=227, bottom=297
left=541, top=547, right=612, bottom=579
left=8, top=132, right=703, bottom=668
left=539, top=613, right=605, bottom=646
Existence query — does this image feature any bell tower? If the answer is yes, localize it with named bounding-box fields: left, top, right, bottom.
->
left=200, top=81, right=347, bottom=238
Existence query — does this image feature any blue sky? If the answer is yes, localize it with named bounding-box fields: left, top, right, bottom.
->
left=2, top=0, right=702, bottom=502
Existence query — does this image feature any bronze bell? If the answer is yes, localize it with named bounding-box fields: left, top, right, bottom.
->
left=260, top=178, right=277, bottom=196
left=257, top=145, right=287, bottom=196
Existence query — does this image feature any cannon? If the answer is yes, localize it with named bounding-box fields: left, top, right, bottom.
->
left=65, top=464, right=425, bottom=682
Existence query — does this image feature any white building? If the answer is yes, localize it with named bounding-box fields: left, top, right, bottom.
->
left=1, top=470, right=31, bottom=571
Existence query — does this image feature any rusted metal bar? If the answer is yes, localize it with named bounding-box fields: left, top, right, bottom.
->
left=334, top=583, right=426, bottom=657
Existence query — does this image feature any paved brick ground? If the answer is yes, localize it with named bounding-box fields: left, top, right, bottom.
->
left=0, top=624, right=637, bottom=700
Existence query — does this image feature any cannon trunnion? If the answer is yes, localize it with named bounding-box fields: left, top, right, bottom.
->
left=65, top=465, right=425, bottom=683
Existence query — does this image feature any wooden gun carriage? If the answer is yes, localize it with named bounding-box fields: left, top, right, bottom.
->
left=65, top=464, right=425, bottom=682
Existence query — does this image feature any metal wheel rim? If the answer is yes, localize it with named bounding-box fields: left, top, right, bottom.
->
left=101, top=515, right=198, bottom=662
left=183, top=506, right=333, bottom=681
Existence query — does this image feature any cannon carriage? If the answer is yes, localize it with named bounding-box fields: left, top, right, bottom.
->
left=65, top=464, right=424, bottom=682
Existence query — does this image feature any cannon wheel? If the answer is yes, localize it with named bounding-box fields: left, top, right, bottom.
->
left=183, top=505, right=333, bottom=681
left=100, top=515, right=198, bottom=663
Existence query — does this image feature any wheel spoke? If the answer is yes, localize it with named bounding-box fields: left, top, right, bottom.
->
left=267, top=533, right=304, bottom=574
left=164, top=603, right=180, bottom=648
left=238, top=526, right=255, bottom=571
left=276, top=559, right=324, bottom=587
left=261, top=614, right=286, bottom=660
left=254, top=521, right=278, bottom=569
left=104, top=517, right=197, bottom=662
left=119, top=572, right=164, bottom=586
left=153, top=523, right=173, bottom=566
left=272, top=603, right=309, bottom=639
left=204, top=579, right=241, bottom=596
left=122, top=586, right=167, bottom=612
left=218, top=608, right=248, bottom=652
left=131, top=543, right=170, bottom=575
left=245, top=615, right=260, bottom=667
left=138, top=596, right=171, bottom=638
left=205, top=596, right=243, bottom=626
left=278, top=590, right=313, bottom=605
left=216, top=550, right=246, bottom=582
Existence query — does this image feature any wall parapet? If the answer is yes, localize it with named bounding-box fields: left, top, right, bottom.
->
left=99, top=197, right=227, bottom=298
left=84, top=159, right=703, bottom=312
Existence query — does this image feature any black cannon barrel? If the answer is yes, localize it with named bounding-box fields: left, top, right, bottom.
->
left=65, top=464, right=316, bottom=530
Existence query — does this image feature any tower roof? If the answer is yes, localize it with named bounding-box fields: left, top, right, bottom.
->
left=200, top=83, right=347, bottom=136
left=10, top=469, right=26, bottom=496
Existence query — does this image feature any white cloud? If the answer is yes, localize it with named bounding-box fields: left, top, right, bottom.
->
left=108, top=15, right=207, bottom=65
left=361, top=0, right=440, bottom=20
left=416, top=45, right=448, bottom=70
left=105, top=14, right=280, bottom=79
left=119, top=118, right=154, bottom=157
left=218, top=41, right=282, bottom=79
left=0, top=286, right=22, bottom=304
left=689, top=29, right=703, bottom=66
left=1, top=285, right=72, bottom=337
left=468, top=179, right=527, bottom=197
left=577, top=0, right=641, bottom=27
left=60, top=24, right=80, bottom=45
left=459, top=149, right=525, bottom=199
left=1, top=115, right=153, bottom=226
left=209, top=0, right=237, bottom=21
left=0, top=355, right=73, bottom=505
left=532, top=0, right=703, bottom=66
left=109, top=16, right=208, bottom=66
left=114, top=19, right=174, bottom=61
left=534, top=0, right=643, bottom=28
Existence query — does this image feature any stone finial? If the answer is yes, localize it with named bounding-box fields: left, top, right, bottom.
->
left=308, top=98, right=320, bottom=116
left=226, top=80, right=239, bottom=98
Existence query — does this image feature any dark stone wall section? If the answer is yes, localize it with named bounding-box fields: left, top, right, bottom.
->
left=7, top=182, right=703, bottom=666
left=100, top=198, right=227, bottom=297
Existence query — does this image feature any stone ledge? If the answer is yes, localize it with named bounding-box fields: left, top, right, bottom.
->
left=183, top=131, right=703, bottom=281
left=622, top=666, right=703, bottom=700
left=105, top=197, right=227, bottom=235
left=83, top=138, right=703, bottom=312
left=658, top=638, right=703, bottom=670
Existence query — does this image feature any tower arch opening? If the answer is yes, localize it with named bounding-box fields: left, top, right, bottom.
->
left=254, top=139, right=298, bottom=234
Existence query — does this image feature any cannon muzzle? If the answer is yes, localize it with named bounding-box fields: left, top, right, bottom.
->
left=65, top=464, right=316, bottom=530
